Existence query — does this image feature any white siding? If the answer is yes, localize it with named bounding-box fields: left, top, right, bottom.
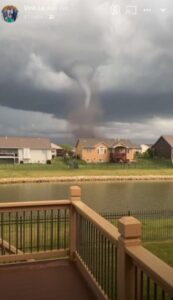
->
left=23, top=148, right=31, bottom=159
left=140, top=144, right=149, bottom=153
left=18, top=148, right=51, bottom=164
left=51, top=149, right=57, bottom=157
left=18, top=149, right=23, bottom=162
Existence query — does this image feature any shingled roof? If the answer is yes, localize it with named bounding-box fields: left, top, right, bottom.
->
left=51, top=143, right=63, bottom=150
left=0, top=137, right=51, bottom=149
left=76, top=138, right=140, bottom=149
left=162, top=135, right=173, bottom=148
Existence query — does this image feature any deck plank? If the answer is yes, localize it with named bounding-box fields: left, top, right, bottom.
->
left=0, top=259, right=96, bottom=300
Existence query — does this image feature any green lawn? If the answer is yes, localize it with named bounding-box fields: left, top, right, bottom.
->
left=104, top=215, right=173, bottom=242
left=0, top=157, right=173, bottom=178
left=0, top=210, right=69, bottom=253
left=104, top=214, right=173, bottom=267
left=144, top=241, right=173, bottom=267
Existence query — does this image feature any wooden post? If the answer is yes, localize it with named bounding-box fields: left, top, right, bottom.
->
left=69, top=186, right=81, bottom=260
left=117, top=216, right=142, bottom=300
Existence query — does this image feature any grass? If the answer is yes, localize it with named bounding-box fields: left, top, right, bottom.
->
left=139, top=242, right=173, bottom=300
left=0, top=210, right=69, bottom=253
left=141, top=218, right=173, bottom=241
left=144, top=241, right=173, bottom=267
left=0, top=157, right=173, bottom=178
left=104, top=214, right=173, bottom=267
left=103, top=212, right=173, bottom=241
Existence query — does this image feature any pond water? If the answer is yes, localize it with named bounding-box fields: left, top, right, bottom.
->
left=0, top=181, right=172, bottom=212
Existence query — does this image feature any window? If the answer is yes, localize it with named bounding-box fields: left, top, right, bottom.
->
left=86, top=148, right=93, bottom=153
left=97, top=147, right=107, bottom=155
left=115, top=147, right=126, bottom=154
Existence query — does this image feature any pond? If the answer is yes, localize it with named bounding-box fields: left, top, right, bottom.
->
left=0, top=181, right=172, bottom=212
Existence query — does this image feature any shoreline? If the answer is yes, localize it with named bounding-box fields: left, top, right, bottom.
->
left=0, top=175, right=173, bottom=184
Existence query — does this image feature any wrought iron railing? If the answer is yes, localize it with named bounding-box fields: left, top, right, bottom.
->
left=0, top=209, right=69, bottom=255
left=76, top=212, right=117, bottom=300
left=126, top=245, right=173, bottom=300
left=134, top=265, right=171, bottom=299
left=0, top=200, right=70, bottom=262
left=102, top=209, right=173, bottom=241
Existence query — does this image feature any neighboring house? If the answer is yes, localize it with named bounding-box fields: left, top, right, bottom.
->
left=152, top=136, right=173, bottom=161
left=140, top=144, right=151, bottom=154
left=0, top=136, right=52, bottom=164
left=51, top=143, right=64, bottom=158
left=75, top=138, right=140, bottom=163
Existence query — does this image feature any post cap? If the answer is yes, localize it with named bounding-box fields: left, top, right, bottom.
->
left=118, top=216, right=141, bottom=239
left=70, top=186, right=81, bottom=198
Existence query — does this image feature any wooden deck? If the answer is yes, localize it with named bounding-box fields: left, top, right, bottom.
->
left=0, top=259, right=97, bottom=300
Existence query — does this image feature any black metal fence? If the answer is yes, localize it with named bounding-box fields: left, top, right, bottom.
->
left=76, top=213, right=117, bottom=300
left=0, top=208, right=69, bottom=255
left=78, top=160, right=173, bottom=169
left=101, top=209, right=173, bottom=241
left=134, top=265, right=173, bottom=300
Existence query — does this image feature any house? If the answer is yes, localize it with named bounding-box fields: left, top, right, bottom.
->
left=152, top=135, right=173, bottom=161
left=0, top=136, right=52, bottom=164
left=140, top=144, right=151, bottom=154
left=75, top=138, right=140, bottom=163
left=51, top=143, right=64, bottom=158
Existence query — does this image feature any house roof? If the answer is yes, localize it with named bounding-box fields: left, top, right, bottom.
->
left=51, top=143, right=63, bottom=150
left=162, top=135, right=173, bottom=148
left=76, top=138, right=115, bottom=148
left=112, top=139, right=140, bottom=149
left=76, top=138, right=140, bottom=149
left=140, top=144, right=151, bottom=147
left=0, top=137, right=51, bottom=149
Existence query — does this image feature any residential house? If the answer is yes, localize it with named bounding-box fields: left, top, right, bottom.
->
left=152, top=135, right=173, bottom=161
left=51, top=143, right=64, bottom=158
left=75, top=138, right=140, bottom=163
left=0, top=136, right=52, bottom=164
left=140, top=144, right=151, bottom=154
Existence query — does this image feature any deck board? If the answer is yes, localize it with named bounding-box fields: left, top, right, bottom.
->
left=0, top=259, right=96, bottom=300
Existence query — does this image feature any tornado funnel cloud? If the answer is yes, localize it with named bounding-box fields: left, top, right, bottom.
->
left=64, top=62, right=94, bottom=108
left=68, top=101, right=103, bottom=139
left=64, top=62, right=102, bottom=137
left=79, top=80, right=91, bottom=108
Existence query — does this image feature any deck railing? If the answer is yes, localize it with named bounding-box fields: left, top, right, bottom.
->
left=0, top=200, right=70, bottom=262
left=0, top=186, right=173, bottom=300
left=72, top=197, right=119, bottom=300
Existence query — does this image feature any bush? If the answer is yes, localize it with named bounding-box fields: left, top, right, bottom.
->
left=64, top=157, right=79, bottom=169
left=138, top=148, right=154, bottom=159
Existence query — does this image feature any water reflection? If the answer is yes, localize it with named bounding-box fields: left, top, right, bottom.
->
left=0, top=181, right=172, bottom=212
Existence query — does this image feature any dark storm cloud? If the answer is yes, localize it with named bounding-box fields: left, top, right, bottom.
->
left=0, top=81, right=79, bottom=118
left=99, top=91, right=173, bottom=123
left=1, top=77, right=173, bottom=124
left=1, top=0, right=173, bottom=140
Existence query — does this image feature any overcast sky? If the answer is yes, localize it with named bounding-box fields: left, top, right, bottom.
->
left=1, top=0, right=173, bottom=144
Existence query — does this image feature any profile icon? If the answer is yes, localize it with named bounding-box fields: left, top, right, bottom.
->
left=2, top=5, right=18, bottom=23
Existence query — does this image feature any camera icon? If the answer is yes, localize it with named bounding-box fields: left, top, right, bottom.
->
left=126, top=6, right=137, bottom=15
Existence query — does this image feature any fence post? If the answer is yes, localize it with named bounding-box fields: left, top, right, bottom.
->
left=117, top=216, right=142, bottom=300
left=70, top=186, right=81, bottom=260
